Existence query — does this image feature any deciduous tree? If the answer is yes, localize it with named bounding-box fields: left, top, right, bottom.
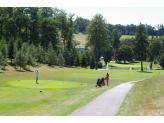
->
left=118, top=44, right=132, bottom=63
left=86, top=14, right=111, bottom=70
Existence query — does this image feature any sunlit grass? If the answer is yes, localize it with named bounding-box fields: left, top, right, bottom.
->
left=0, top=62, right=164, bottom=116
left=117, top=74, right=164, bottom=116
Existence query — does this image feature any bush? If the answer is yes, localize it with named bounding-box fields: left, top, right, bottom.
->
left=81, top=54, right=87, bottom=68
left=146, top=58, right=149, bottom=63
left=154, top=59, right=158, bottom=65
left=130, top=58, right=136, bottom=63
left=159, top=53, right=164, bottom=69
left=58, top=53, right=65, bottom=67
left=90, top=56, right=95, bottom=69
left=14, top=50, right=28, bottom=71
left=97, top=61, right=103, bottom=68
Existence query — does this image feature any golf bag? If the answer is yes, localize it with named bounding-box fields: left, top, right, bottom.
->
left=101, top=77, right=105, bottom=86
left=96, top=77, right=105, bottom=87
left=96, top=78, right=101, bottom=87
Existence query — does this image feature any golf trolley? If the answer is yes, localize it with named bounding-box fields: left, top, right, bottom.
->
left=96, top=77, right=106, bottom=87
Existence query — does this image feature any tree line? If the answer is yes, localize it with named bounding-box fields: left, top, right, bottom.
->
left=84, top=14, right=164, bottom=71
left=0, top=7, right=95, bottom=70
left=78, top=18, right=164, bottom=36
left=1, top=7, right=164, bottom=71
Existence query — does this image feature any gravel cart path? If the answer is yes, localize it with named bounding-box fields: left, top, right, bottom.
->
left=69, top=80, right=143, bottom=116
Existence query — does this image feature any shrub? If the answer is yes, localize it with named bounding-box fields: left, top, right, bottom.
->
left=81, top=54, right=87, bottom=68
left=130, top=58, right=136, bottom=63
left=159, top=53, right=164, bottom=69
left=154, top=59, right=158, bottom=65
left=90, top=56, right=95, bottom=69
left=14, top=50, right=28, bottom=71
left=97, top=61, right=102, bottom=68
left=58, top=53, right=65, bottom=67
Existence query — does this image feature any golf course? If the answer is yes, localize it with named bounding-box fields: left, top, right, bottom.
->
left=0, top=61, right=164, bottom=116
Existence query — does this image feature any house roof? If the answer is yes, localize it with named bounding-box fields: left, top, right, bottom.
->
left=75, top=45, right=85, bottom=49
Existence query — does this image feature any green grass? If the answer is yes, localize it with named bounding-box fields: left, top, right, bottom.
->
left=116, top=73, right=164, bottom=116
left=0, top=62, right=164, bottom=116
left=108, top=61, right=162, bottom=70
left=120, top=35, right=135, bottom=41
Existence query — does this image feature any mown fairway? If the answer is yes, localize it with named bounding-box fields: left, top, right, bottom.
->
left=0, top=62, right=164, bottom=116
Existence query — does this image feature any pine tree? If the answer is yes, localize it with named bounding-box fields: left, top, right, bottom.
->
left=0, top=51, right=4, bottom=67
left=113, top=29, right=121, bottom=62
left=0, top=38, right=8, bottom=69
left=15, top=37, right=22, bottom=50
left=104, top=47, right=113, bottom=65
left=159, top=53, right=164, bottom=69
left=36, top=44, right=43, bottom=66
left=58, top=53, right=65, bottom=67
left=134, top=23, right=148, bottom=71
left=29, top=43, right=36, bottom=59
left=47, top=42, right=58, bottom=66
left=27, top=53, right=35, bottom=70
left=90, top=55, right=96, bottom=69
left=7, top=35, right=15, bottom=63
left=74, top=53, right=80, bottom=67
left=14, top=50, right=28, bottom=71
left=63, top=48, right=71, bottom=66
left=47, top=50, right=58, bottom=66
left=81, top=54, right=87, bottom=68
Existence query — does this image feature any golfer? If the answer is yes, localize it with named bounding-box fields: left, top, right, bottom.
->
left=106, top=72, right=109, bottom=86
left=35, top=69, right=39, bottom=84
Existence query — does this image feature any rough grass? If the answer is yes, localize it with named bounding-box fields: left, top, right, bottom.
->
left=117, top=73, right=164, bottom=116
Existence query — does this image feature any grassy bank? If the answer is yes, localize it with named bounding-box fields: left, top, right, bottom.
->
left=117, top=73, right=164, bottom=116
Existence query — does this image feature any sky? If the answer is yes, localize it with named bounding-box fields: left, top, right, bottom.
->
left=57, top=7, right=164, bottom=30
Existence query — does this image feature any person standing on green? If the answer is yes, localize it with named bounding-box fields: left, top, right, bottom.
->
left=106, top=72, right=109, bottom=86
left=35, top=69, right=39, bottom=84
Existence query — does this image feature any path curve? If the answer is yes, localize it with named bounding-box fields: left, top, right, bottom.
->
left=69, top=80, right=143, bottom=116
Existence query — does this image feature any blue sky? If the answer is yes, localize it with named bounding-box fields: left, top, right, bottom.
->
left=57, top=7, right=164, bottom=30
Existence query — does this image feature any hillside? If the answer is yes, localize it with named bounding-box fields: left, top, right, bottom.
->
left=74, top=33, right=157, bottom=45
left=74, top=33, right=87, bottom=45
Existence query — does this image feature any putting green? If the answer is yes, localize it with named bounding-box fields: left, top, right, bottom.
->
left=6, top=80, right=87, bottom=89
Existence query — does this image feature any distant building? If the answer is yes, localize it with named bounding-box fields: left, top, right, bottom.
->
left=74, top=45, right=86, bottom=52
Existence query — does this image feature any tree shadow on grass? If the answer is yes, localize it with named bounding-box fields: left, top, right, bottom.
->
left=115, top=61, right=139, bottom=65
left=116, top=62, right=133, bottom=64
left=1, top=68, right=7, bottom=71
left=8, top=63, right=15, bottom=66
left=137, top=71, right=153, bottom=73
left=0, top=72, right=4, bottom=74
left=25, top=69, right=34, bottom=72
left=109, top=65, right=117, bottom=67
left=15, top=70, right=25, bottom=72
left=154, top=69, right=164, bottom=70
